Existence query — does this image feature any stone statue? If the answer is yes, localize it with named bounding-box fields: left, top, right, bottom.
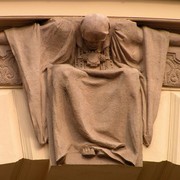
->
left=0, top=14, right=180, bottom=166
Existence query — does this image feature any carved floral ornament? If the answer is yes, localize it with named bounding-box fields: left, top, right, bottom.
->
left=0, top=46, right=21, bottom=86
left=164, top=49, right=180, bottom=87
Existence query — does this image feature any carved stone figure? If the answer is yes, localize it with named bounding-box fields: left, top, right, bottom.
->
left=0, top=14, right=180, bottom=166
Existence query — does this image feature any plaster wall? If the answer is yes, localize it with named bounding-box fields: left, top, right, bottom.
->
left=0, top=0, right=179, bottom=19
left=0, top=0, right=180, bottom=165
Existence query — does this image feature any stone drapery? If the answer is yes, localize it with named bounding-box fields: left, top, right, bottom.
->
left=4, top=17, right=169, bottom=166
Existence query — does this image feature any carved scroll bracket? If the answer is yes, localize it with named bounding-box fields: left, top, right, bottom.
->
left=0, top=46, right=22, bottom=86
left=163, top=47, right=180, bottom=88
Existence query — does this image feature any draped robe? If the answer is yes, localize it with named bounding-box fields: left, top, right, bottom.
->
left=4, top=17, right=169, bottom=166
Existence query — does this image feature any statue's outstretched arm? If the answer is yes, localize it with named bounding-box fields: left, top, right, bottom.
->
left=169, top=32, right=180, bottom=46
left=0, top=32, right=8, bottom=45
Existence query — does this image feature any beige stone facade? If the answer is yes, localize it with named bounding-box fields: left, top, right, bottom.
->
left=0, top=0, right=180, bottom=165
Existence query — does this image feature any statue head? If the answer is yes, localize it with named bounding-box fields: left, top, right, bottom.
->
left=80, top=14, right=110, bottom=51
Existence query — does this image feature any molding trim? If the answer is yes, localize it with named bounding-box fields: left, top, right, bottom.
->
left=12, top=89, right=33, bottom=159
left=167, top=92, right=180, bottom=164
left=12, top=89, right=49, bottom=160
